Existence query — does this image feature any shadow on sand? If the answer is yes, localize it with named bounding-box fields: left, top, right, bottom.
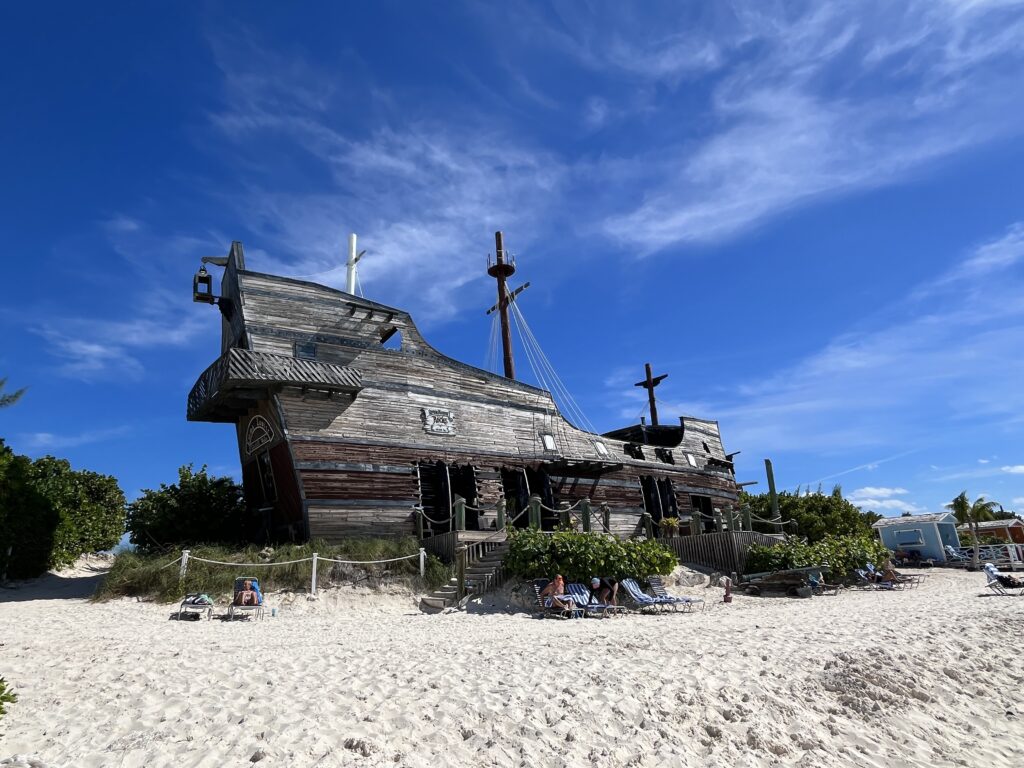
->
left=0, top=567, right=109, bottom=603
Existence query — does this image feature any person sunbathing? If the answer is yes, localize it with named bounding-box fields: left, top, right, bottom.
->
left=539, top=575, right=572, bottom=610
left=235, top=579, right=261, bottom=606
left=985, top=563, right=1024, bottom=589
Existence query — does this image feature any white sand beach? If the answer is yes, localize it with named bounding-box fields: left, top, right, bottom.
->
left=1, top=565, right=1022, bottom=768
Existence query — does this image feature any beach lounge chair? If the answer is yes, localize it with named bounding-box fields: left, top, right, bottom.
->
left=531, top=579, right=582, bottom=619
left=620, top=578, right=689, bottom=613
left=228, top=576, right=265, bottom=620
left=944, top=545, right=969, bottom=563
left=984, top=564, right=1024, bottom=596
left=647, top=575, right=705, bottom=611
left=177, top=593, right=213, bottom=620
left=806, top=571, right=841, bottom=596
left=565, top=582, right=627, bottom=617
left=853, top=569, right=896, bottom=590
left=865, top=563, right=918, bottom=589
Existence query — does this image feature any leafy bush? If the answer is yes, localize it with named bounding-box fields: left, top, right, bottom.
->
left=0, top=441, right=125, bottom=579
left=0, top=677, right=15, bottom=718
left=504, top=528, right=677, bottom=583
left=127, top=465, right=247, bottom=553
left=742, top=486, right=881, bottom=543
left=95, top=537, right=444, bottom=602
left=745, top=533, right=892, bottom=578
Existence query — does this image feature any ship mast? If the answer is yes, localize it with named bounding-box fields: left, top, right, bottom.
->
left=635, top=362, right=668, bottom=426
left=487, top=231, right=517, bottom=380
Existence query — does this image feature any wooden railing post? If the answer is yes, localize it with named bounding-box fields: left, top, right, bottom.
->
left=580, top=498, right=592, bottom=533
left=179, top=550, right=190, bottom=581
left=454, top=495, right=466, bottom=531
left=456, top=545, right=468, bottom=601
left=713, top=508, right=724, bottom=533
left=690, top=512, right=702, bottom=536
left=495, top=498, right=506, bottom=530
left=415, top=507, right=424, bottom=540
left=558, top=501, right=570, bottom=529
left=419, top=548, right=426, bottom=577
left=311, top=552, right=319, bottom=597
left=528, top=495, right=542, bottom=529
left=601, top=504, right=611, bottom=534
left=742, top=506, right=752, bottom=532
left=643, top=512, right=655, bottom=540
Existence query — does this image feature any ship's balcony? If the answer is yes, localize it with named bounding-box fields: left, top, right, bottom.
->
left=187, top=347, right=363, bottom=423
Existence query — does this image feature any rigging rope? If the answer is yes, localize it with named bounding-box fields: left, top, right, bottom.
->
left=509, top=301, right=600, bottom=436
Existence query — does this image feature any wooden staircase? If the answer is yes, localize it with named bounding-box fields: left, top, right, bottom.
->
left=419, top=534, right=510, bottom=613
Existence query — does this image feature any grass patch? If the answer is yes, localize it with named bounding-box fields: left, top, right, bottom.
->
left=94, top=538, right=448, bottom=602
left=0, top=677, right=16, bottom=719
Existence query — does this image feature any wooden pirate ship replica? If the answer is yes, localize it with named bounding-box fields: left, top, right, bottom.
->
left=188, top=233, right=742, bottom=547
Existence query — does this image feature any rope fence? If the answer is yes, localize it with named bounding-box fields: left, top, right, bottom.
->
left=178, top=547, right=427, bottom=597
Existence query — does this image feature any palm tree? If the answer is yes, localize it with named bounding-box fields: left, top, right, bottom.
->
left=0, top=378, right=25, bottom=409
left=946, top=491, right=999, bottom=569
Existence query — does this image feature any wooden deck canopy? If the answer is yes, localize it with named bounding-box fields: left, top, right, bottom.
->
left=187, top=347, right=363, bottom=422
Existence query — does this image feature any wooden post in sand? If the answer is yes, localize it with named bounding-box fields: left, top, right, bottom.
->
left=456, top=546, right=468, bottom=601
left=415, top=507, right=424, bottom=540
left=311, top=552, right=319, bottom=597
left=179, top=550, right=190, bottom=580
left=419, top=548, right=426, bottom=577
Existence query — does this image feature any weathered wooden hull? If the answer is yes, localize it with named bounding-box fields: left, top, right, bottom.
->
left=189, top=243, right=742, bottom=543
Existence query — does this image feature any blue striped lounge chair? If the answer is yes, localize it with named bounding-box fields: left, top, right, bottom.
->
left=565, top=583, right=627, bottom=617
left=984, top=564, right=1024, bottom=596
left=853, top=569, right=895, bottom=591
left=865, top=563, right=919, bottom=588
left=647, top=575, right=705, bottom=612
left=620, top=578, right=687, bottom=613
left=228, top=576, right=265, bottom=620
left=531, top=579, right=582, bottom=619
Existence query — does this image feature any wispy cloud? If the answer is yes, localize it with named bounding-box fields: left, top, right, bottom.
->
left=848, top=485, right=927, bottom=514
left=1003, top=465, right=1024, bottom=474
left=672, top=222, right=1024, bottom=470
left=206, top=38, right=566, bottom=324
left=591, top=2, right=1024, bottom=251
left=19, top=424, right=133, bottom=452
left=32, top=219, right=220, bottom=381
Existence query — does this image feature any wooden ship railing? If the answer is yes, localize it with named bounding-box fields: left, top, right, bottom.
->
left=187, top=348, right=362, bottom=422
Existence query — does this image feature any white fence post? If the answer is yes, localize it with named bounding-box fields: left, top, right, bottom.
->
left=311, top=552, right=319, bottom=597
left=419, top=548, right=426, bottom=577
left=179, top=550, right=190, bottom=580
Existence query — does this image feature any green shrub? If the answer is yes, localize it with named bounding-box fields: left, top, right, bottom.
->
left=127, top=465, right=247, bottom=554
left=745, top=533, right=892, bottom=578
left=0, top=441, right=125, bottom=579
left=504, top=528, right=677, bottom=583
left=95, top=537, right=443, bottom=602
left=0, top=677, right=16, bottom=718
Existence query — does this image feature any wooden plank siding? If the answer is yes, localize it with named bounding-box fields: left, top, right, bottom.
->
left=190, top=255, right=742, bottom=542
left=660, top=532, right=784, bottom=576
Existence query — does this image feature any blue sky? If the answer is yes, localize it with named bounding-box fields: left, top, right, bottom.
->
left=2, top=2, right=1024, bottom=517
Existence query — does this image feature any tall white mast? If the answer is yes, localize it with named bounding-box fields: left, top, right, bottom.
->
left=345, top=233, right=358, bottom=294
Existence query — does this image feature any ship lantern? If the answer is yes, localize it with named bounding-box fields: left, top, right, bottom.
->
left=193, top=264, right=215, bottom=304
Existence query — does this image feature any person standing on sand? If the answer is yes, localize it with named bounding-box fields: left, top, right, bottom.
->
left=590, top=576, right=618, bottom=605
